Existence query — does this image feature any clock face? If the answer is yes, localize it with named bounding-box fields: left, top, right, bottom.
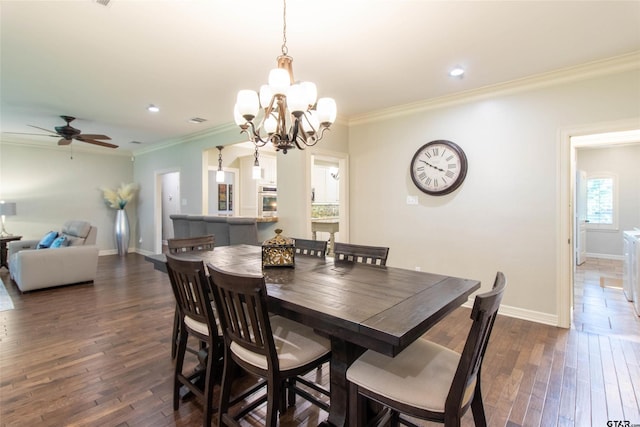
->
left=410, top=140, right=468, bottom=196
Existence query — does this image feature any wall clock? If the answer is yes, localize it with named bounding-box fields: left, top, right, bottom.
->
left=410, top=140, right=468, bottom=196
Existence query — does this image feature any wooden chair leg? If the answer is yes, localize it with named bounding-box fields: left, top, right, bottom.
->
left=173, top=329, right=188, bottom=410
left=217, top=352, right=235, bottom=427
left=470, top=384, right=487, bottom=427
left=267, top=380, right=281, bottom=427
left=348, top=382, right=367, bottom=427
left=171, top=306, right=180, bottom=359
left=203, top=342, right=216, bottom=427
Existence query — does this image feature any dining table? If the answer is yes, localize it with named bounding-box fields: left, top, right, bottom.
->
left=145, top=244, right=480, bottom=427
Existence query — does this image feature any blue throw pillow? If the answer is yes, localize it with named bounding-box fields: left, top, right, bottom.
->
left=50, top=235, right=68, bottom=249
left=37, top=231, right=59, bottom=249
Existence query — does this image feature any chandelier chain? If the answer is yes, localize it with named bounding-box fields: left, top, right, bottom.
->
left=281, top=0, right=288, bottom=56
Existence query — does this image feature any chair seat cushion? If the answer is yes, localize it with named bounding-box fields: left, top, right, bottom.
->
left=230, top=315, right=330, bottom=371
left=184, top=315, right=209, bottom=336
left=346, top=338, right=475, bottom=413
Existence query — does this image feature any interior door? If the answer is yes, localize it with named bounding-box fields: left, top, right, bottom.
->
left=575, top=169, right=587, bottom=265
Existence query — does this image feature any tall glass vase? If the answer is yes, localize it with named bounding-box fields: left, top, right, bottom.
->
left=114, top=209, right=130, bottom=256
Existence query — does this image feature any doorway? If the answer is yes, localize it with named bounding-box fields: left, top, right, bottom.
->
left=154, top=168, right=180, bottom=254
left=308, top=150, right=349, bottom=245
left=560, top=124, right=640, bottom=328
left=206, top=167, right=239, bottom=216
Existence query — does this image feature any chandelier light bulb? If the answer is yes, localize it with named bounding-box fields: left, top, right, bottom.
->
left=300, top=81, right=317, bottom=106
left=252, top=165, right=262, bottom=180
left=233, top=105, right=246, bottom=126
left=236, top=90, right=259, bottom=119
left=287, top=84, right=307, bottom=114
left=268, top=68, right=290, bottom=95
left=264, top=114, right=278, bottom=134
left=316, top=97, right=337, bottom=124
left=259, top=85, right=273, bottom=108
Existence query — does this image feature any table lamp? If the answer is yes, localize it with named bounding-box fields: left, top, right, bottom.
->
left=0, top=201, right=17, bottom=237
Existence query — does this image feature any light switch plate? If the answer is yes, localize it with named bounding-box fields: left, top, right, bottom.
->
left=406, top=195, right=418, bottom=205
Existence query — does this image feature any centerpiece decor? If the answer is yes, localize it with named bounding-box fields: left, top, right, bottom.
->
left=100, top=183, right=138, bottom=256
left=262, top=229, right=295, bottom=268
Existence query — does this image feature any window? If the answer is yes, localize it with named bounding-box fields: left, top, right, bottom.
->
left=586, top=173, right=618, bottom=230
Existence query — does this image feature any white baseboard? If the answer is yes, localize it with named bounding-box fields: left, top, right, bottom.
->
left=585, top=252, right=624, bottom=261
left=462, top=300, right=559, bottom=327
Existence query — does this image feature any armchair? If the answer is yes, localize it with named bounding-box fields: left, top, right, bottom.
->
left=8, top=220, right=99, bottom=292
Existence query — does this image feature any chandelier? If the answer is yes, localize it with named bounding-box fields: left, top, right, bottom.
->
left=233, top=0, right=336, bottom=154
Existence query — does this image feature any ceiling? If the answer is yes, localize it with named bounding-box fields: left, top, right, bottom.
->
left=1, top=0, right=639, bottom=154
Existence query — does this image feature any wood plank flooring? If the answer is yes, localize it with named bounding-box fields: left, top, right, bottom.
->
left=0, top=255, right=638, bottom=426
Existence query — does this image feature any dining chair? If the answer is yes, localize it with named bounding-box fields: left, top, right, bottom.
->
left=333, top=242, right=389, bottom=266
left=165, top=254, right=223, bottom=427
left=167, top=234, right=215, bottom=254
left=346, top=271, right=506, bottom=427
left=206, top=263, right=332, bottom=427
left=167, top=234, right=216, bottom=359
left=294, top=238, right=328, bottom=257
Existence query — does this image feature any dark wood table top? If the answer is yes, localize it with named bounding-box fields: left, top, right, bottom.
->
left=146, top=244, right=480, bottom=356
left=146, top=244, right=480, bottom=426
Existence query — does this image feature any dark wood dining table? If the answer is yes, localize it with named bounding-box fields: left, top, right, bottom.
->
left=145, top=244, right=480, bottom=427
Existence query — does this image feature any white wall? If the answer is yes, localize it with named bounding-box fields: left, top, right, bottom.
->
left=577, top=144, right=640, bottom=257
left=347, top=66, right=640, bottom=320
left=0, top=142, right=134, bottom=252
left=3, top=57, right=637, bottom=326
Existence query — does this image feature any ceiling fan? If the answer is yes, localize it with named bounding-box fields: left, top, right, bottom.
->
left=10, top=115, right=118, bottom=149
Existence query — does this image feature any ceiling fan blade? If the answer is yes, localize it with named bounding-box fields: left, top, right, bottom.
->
left=3, top=132, right=59, bottom=137
left=77, top=134, right=112, bottom=140
left=76, top=137, right=118, bottom=149
left=58, top=138, right=72, bottom=145
left=28, top=125, right=59, bottom=135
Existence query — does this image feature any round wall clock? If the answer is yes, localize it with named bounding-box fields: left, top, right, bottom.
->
left=410, top=140, right=468, bottom=196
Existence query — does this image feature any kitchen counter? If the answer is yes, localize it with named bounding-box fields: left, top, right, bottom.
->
left=256, top=216, right=278, bottom=223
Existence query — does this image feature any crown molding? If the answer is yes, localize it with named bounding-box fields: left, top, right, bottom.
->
left=348, top=51, right=640, bottom=126
left=131, top=122, right=239, bottom=156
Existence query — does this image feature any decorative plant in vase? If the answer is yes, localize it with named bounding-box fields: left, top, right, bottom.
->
left=100, top=183, right=138, bottom=256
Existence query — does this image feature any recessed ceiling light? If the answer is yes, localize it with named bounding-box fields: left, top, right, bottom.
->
left=449, top=66, right=465, bottom=78
left=147, top=104, right=160, bottom=113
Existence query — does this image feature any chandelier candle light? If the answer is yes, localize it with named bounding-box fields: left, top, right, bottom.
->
left=234, top=0, right=336, bottom=154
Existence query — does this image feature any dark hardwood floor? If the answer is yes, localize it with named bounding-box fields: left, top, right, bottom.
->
left=0, top=254, right=638, bottom=426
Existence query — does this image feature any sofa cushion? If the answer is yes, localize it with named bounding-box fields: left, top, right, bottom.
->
left=62, top=220, right=92, bottom=239
left=50, top=236, right=69, bottom=248
left=37, top=231, right=59, bottom=249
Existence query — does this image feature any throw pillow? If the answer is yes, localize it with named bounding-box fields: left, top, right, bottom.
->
left=37, top=231, right=59, bottom=249
left=50, top=236, right=69, bottom=248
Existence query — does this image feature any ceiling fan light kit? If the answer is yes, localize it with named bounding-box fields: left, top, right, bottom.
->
left=233, top=0, right=336, bottom=154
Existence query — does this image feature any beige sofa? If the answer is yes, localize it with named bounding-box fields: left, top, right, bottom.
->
left=8, top=220, right=99, bottom=292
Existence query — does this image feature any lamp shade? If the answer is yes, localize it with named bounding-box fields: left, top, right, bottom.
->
left=0, top=202, right=16, bottom=216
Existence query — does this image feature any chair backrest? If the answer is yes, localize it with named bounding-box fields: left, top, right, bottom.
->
left=61, top=220, right=97, bottom=246
left=294, top=238, right=327, bottom=257
left=168, top=235, right=215, bottom=254
left=165, top=254, right=218, bottom=338
left=446, top=271, right=506, bottom=417
left=206, top=264, right=279, bottom=372
left=333, top=242, right=389, bottom=266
